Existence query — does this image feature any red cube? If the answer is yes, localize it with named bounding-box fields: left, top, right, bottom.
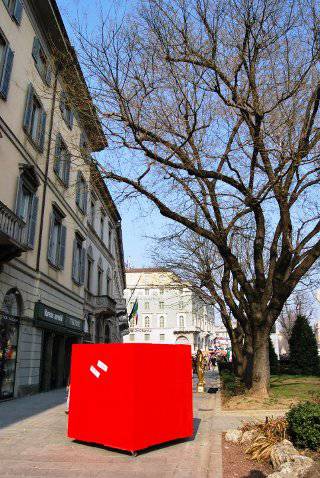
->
left=67, top=343, right=193, bottom=453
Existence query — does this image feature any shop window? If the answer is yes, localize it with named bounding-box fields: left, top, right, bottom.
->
left=144, top=334, right=150, bottom=341
left=72, top=233, right=85, bottom=285
left=2, top=0, right=23, bottom=24
left=75, top=171, right=87, bottom=213
left=15, top=166, right=39, bottom=248
left=59, top=91, right=73, bottom=129
left=129, top=334, right=135, bottom=342
left=31, top=37, right=51, bottom=86
left=160, top=334, right=165, bottom=342
left=23, top=84, right=46, bottom=151
left=53, top=134, right=71, bottom=186
left=0, top=31, right=14, bottom=100
left=47, top=207, right=66, bottom=269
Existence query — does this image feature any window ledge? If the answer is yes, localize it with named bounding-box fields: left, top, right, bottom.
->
left=53, top=171, right=69, bottom=189
left=23, top=128, right=44, bottom=153
left=47, top=260, right=62, bottom=271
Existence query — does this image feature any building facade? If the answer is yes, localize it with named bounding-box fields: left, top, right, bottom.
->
left=123, top=269, right=215, bottom=352
left=0, top=0, right=127, bottom=400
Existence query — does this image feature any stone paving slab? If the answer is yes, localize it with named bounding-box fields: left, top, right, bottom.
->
left=0, top=372, right=222, bottom=478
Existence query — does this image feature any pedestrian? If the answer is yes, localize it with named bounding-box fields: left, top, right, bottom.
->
left=65, top=375, right=70, bottom=415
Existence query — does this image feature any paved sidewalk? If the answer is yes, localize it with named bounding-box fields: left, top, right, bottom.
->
left=0, top=372, right=222, bottom=478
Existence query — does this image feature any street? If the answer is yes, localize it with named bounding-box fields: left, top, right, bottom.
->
left=0, top=372, right=225, bottom=478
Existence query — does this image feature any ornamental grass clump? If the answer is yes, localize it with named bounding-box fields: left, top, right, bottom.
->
left=286, top=402, right=320, bottom=451
left=243, top=417, right=288, bottom=462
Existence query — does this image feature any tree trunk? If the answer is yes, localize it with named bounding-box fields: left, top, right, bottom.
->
left=243, top=333, right=253, bottom=388
left=250, top=328, right=270, bottom=398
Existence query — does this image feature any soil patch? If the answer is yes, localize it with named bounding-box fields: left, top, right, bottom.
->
left=222, top=434, right=273, bottom=478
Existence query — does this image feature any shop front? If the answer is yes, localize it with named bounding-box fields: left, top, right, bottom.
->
left=34, top=302, right=84, bottom=392
left=0, top=312, right=19, bottom=400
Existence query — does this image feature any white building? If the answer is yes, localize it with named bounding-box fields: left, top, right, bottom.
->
left=123, top=269, right=215, bottom=352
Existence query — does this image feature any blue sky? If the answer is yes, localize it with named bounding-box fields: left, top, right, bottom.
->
left=57, top=0, right=165, bottom=267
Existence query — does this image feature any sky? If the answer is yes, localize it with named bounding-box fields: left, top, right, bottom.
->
left=56, top=0, right=166, bottom=267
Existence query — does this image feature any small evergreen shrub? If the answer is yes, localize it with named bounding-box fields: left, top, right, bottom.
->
left=286, top=401, right=320, bottom=450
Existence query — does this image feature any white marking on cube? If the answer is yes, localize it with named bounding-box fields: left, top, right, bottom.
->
left=90, top=365, right=100, bottom=378
left=97, top=360, right=108, bottom=372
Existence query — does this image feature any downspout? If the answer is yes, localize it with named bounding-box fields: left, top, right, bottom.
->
left=36, top=66, right=59, bottom=271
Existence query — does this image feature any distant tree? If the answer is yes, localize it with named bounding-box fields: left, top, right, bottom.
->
left=269, top=337, right=279, bottom=375
left=289, top=316, right=320, bottom=375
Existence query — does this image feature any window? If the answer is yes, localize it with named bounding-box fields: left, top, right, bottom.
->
left=2, top=0, right=23, bottom=24
left=97, top=267, right=103, bottom=296
left=60, top=91, right=73, bottom=129
left=108, top=222, right=112, bottom=251
left=179, top=301, right=183, bottom=310
left=86, top=257, right=93, bottom=292
left=75, top=172, right=87, bottom=213
left=0, top=32, right=14, bottom=100
left=159, top=288, right=164, bottom=295
left=145, top=316, right=150, bottom=328
left=179, top=316, right=185, bottom=328
left=53, top=134, right=71, bottom=186
left=23, top=84, right=46, bottom=151
left=47, top=207, right=66, bottom=269
left=159, top=301, right=164, bottom=310
left=129, top=334, right=135, bottom=342
left=145, top=288, right=149, bottom=296
left=159, top=316, right=165, bottom=328
left=32, top=37, right=51, bottom=86
left=144, top=302, right=149, bottom=310
left=106, top=271, right=112, bottom=296
left=144, top=334, right=150, bottom=341
left=72, top=234, right=85, bottom=285
left=89, top=198, right=95, bottom=228
left=100, top=213, right=105, bottom=240
left=15, top=166, right=39, bottom=248
left=160, top=334, right=165, bottom=342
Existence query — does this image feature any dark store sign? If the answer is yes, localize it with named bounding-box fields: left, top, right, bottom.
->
left=34, top=302, right=83, bottom=332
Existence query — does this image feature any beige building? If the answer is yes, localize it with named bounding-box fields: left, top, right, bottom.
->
left=0, top=0, right=127, bottom=399
left=123, top=269, right=215, bottom=352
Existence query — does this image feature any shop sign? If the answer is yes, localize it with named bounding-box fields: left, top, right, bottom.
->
left=34, top=302, right=83, bottom=332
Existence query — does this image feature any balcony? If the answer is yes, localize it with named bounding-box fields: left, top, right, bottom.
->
left=0, top=201, right=28, bottom=264
left=93, top=295, right=116, bottom=318
left=174, top=326, right=200, bottom=334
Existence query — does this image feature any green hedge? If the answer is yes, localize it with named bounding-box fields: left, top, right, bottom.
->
left=286, top=401, right=320, bottom=450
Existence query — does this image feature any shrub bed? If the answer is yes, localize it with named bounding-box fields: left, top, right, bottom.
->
left=286, top=401, right=320, bottom=451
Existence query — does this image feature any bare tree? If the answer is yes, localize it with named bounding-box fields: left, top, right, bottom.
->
left=152, top=229, right=254, bottom=383
left=71, top=0, right=320, bottom=397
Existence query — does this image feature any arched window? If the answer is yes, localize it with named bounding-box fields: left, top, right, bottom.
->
left=159, top=316, right=165, bottom=328
left=2, top=289, right=22, bottom=316
left=145, top=316, right=150, bottom=328
left=179, top=315, right=184, bottom=328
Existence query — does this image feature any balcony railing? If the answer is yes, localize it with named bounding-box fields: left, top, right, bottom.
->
left=93, top=295, right=116, bottom=317
left=0, top=201, right=28, bottom=263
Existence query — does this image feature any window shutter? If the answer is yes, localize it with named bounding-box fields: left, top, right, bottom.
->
left=69, top=110, right=74, bottom=129
left=72, top=237, right=77, bottom=282
left=32, top=37, right=41, bottom=62
left=76, top=171, right=81, bottom=206
left=15, top=176, right=24, bottom=217
left=47, top=213, right=55, bottom=264
left=0, top=47, right=14, bottom=99
left=12, top=0, right=23, bottom=24
left=45, top=65, right=52, bottom=87
left=53, top=133, right=61, bottom=174
left=39, top=110, right=47, bottom=151
left=23, top=84, right=33, bottom=132
left=83, top=182, right=88, bottom=214
left=64, top=153, right=71, bottom=186
left=27, top=195, right=39, bottom=248
left=59, top=91, right=66, bottom=113
left=80, top=247, right=86, bottom=285
left=59, top=224, right=67, bottom=269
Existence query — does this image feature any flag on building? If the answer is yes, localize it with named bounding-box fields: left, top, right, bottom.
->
left=129, top=299, right=139, bottom=325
